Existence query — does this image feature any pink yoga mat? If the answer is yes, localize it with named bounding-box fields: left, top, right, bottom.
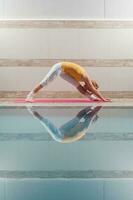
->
left=15, top=98, right=109, bottom=103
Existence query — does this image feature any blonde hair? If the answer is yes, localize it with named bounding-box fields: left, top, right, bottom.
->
left=91, top=80, right=99, bottom=89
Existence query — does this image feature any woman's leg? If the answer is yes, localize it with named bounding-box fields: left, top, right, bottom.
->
left=26, top=63, right=62, bottom=101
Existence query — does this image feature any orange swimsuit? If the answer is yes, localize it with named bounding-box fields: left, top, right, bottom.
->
left=61, top=62, right=86, bottom=81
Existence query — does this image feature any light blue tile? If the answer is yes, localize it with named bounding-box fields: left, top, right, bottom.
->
left=1, top=107, right=133, bottom=174
left=0, top=179, right=5, bottom=200
left=104, top=180, right=133, bottom=200
left=6, top=179, right=103, bottom=200
left=0, top=142, right=19, bottom=170
left=1, top=107, right=133, bottom=137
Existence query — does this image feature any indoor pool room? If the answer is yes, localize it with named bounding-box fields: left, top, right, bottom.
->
left=1, top=0, right=133, bottom=199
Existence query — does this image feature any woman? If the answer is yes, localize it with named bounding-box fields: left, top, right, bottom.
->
left=26, top=62, right=109, bottom=102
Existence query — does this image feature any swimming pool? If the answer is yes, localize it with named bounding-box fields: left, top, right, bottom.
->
left=1, top=106, right=133, bottom=200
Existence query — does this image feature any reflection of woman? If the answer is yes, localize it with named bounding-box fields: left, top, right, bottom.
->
left=27, top=106, right=102, bottom=143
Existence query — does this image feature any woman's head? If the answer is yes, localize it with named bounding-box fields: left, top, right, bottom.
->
left=91, top=80, right=99, bottom=89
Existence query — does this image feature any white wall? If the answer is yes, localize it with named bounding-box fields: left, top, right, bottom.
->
left=0, top=28, right=133, bottom=91
left=0, top=0, right=133, bottom=92
left=1, top=0, right=133, bottom=19
left=0, top=67, right=133, bottom=91
left=1, top=28, right=133, bottom=59
left=0, top=0, right=4, bottom=19
left=105, top=0, right=133, bottom=19
left=1, top=0, right=104, bottom=19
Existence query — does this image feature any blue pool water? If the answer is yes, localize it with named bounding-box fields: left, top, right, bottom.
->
left=1, top=106, right=133, bottom=199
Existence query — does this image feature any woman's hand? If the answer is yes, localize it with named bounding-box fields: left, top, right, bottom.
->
left=102, top=98, right=111, bottom=102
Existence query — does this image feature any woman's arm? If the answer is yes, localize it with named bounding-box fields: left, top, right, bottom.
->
left=84, top=76, right=108, bottom=101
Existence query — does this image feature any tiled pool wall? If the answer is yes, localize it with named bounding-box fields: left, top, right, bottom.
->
left=0, top=179, right=133, bottom=200
left=0, top=106, right=133, bottom=179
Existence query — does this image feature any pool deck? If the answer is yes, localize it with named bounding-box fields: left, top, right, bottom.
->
left=0, top=98, right=133, bottom=107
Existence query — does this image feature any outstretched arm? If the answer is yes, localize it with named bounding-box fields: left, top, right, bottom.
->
left=60, top=106, right=102, bottom=142
left=84, top=76, right=109, bottom=101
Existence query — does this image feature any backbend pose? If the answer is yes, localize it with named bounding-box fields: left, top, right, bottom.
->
left=26, top=62, right=109, bottom=101
left=27, top=106, right=102, bottom=143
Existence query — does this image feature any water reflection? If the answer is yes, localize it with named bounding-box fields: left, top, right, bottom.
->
left=27, top=106, right=102, bottom=143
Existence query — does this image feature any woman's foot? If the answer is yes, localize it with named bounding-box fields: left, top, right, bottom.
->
left=25, top=92, right=34, bottom=102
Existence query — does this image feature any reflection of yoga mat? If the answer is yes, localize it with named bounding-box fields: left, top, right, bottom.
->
left=15, top=98, right=108, bottom=103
